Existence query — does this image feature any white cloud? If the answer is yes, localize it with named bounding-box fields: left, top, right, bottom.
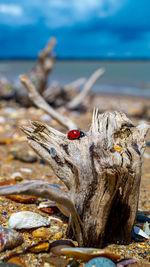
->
left=0, top=4, right=22, bottom=16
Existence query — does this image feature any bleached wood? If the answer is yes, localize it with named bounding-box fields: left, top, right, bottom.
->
left=0, top=110, right=149, bottom=247
left=20, top=75, right=77, bottom=130
left=67, top=68, right=104, bottom=109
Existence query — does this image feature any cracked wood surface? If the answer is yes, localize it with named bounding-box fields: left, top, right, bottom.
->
left=0, top=110, right=149, bottom=247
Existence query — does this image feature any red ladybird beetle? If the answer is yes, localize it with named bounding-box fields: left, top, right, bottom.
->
left=67, top=130, right=85, bottom=140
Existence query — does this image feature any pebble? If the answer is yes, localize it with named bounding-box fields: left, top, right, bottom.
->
left=42, top=255, right=69, bottom=267
left=40, top=114, right=52, bottom=122
left=6, top=195, right=37, bottom=204
left=127, top=264, right=150, bottom=267
left=67, top=260, right=80, bottom=267
left=0, top=264, right=23, bottom=267
left=20, top=168, right=32, bottom=174
left=38, top=200, right=59, bottom=214
left=143, top=153, right=150, bottom=159
left=29, top=242, right=50, bottom=253
left=144, top=222, right=150, bottom=237
left=10, top=150, right=37, bottom=163
left=85, top=257, right=116, bottom=267
left=133, top=226, right=149, bottom=239
left=0, top=116, right=5, bottom=124
left=32, top=227, right=49, bottom=239
left=8, top=211, right=50, bottom=229
left=117, top=258, right=137, bottom=267
left=50, top=240, right=75, bottom=255
left=11, top=172, right=23, bottom=181
left=7, top=256, right=27, bottom=267
left=0, top=226, right=24, bottom=252
left=60, top=247, right=121, bottom=262
left=4, top=107, right=16, bottom=114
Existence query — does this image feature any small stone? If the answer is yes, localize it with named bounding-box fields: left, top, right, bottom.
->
left=42, top=255, right=69, bottom=267
left=144, top=221, right=150, bottom=237
left=0, top=226, right=24, bottom=252
left=20, top=168, right=32, bottom=174
left=6, top=195, right=37, bottom=204
left=11, top=172, right=23, bottom=181
left=117, top=258, right=137, bottom=267
left=0, top=264, right=23, bottom=267
left=7, top=256, right=27, bottom=267
left=133, top=226, right=149, bottom=239
left=40, top=114, right=52, bottom=122
left=39, top=207, right=59, bottom=214
left=50, top=240, right=75, bottom=256
left=4, top=107, right=16, bottom=114
left=10, top=150, right=37, bottom=163
left=0, top=116, right=5, bottom=124
left=60, top=247, right=121, bottom=262
left=144, top=153, right=150, bottom=159
left=38, top=200, right=59, bottom=214
left=114, top=144, right=122, bottom=152
left=85, top=257, right=116, bottom=267
left=48, top=216, right=63, bottom=224
left=53, top=232, right=63, bottom=240
left=32, top=227, right=49, bottom=239
left=127, top=264, right=150, bottom=267
left=8, top=211, right=50, bottom=229
left=0, top=179, right=16, bottom=186
left=29, top=242, right=50, bottom=253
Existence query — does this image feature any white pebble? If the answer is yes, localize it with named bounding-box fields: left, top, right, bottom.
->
left=133, top=226, right=149, bottom=239
left=144, top=153, right=150, bottom=159
left=20, top=168, right=32, bottom=174
left=0, top=116, right=5, bottom=124
left=8, top=211, right=50, bottom=229
left=40, top=114, right=52, bottom=122
left=11, top=172, right=23, bottom=179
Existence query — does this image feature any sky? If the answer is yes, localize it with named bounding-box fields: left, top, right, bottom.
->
left=0, top=0, right=150, bottom=59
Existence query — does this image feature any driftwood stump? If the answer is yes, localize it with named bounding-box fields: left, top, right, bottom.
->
left=0, top=110, right=149, bottom=248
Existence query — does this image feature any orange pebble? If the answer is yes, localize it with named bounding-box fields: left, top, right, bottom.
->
left=114, top=144, right=122, bottom=152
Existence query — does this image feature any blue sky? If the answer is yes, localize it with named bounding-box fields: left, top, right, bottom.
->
left=0, top=0, right=150, bottom=59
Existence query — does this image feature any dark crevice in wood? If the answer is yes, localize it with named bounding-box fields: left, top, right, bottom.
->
left=132, top=142, right=141, bottom=156
left=65, top=159, right=74, bottom=173
left=60, top=144, right=69, bottom=155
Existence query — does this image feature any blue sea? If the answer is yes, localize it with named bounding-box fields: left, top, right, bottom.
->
left=0, top=60, right=150, bottom=97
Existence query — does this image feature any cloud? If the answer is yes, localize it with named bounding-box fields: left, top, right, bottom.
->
left=0, top=4, right=22, bottom=16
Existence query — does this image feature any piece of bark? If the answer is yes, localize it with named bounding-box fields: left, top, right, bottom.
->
left=0, top=110, right=149, bottom=248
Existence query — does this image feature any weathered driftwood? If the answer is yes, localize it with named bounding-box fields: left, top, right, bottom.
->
left=67, top=68, right=104, bottom=110
left=20, top=75, right=77, bottom=130
left=43, top=78, right=86, bottom=108
left=0, top=110, right=149, bottom=248
left=29, top=37, right=56, bottom=94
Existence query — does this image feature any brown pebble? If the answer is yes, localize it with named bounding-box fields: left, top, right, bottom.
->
left=6, top=194, right=37, bottom=204
left=32, top=227, right=49, bottom=239
left=39, top=206, right=59, bottom=214
left=29, top=242, right=50, bottom=253
left=8, top=256, right=27, bottom=267
left=0, top=179, right=16, bottom=186
left=50, top=240, right=75, bottom=256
